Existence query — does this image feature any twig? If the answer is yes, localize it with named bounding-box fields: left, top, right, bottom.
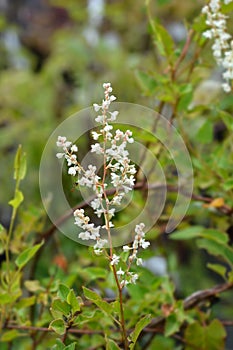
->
left=6, top=324, right=103, bottom=335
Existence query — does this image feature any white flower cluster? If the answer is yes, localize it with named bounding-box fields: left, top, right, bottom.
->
left=56, top=83, right=151, bottom=285
left=202, top=0, right=233, bottom=92
left=110, top=223, right=150, bottom=287
left=73, top=208, right=107, bottom=254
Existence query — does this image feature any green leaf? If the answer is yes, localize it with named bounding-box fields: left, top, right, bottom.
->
left=8, top=189, right=24, bottom=209
left=184, top=319, right=226, bottom=350
left=15, top=296, right=36, bottom=309
left=84, top=267, right=108, bottom=281
left=13, top=145, right=27, bottom=180
left=52, top=340, right=76, bottom=350
left=164, top=313, right=180, bottom=337
left=135, top=70, right=157, bottom=95
left=219, top=110, right=233, bottom=131
left=150, top=21, right=174, bottom=60
left=24, top=280, right=45, bottom=292
left=0, top=224, right=7, bottom=253
left=51, top=299, right=71, bottom=317
left=171, top=226, right=204, bottom=240
left=58, top=283, right=70, bottom=301
left=64, top=343, right=76, bottom=350
left=0, top=293, right=18, bottom=305
left=105, top=336, right=121, bottom=350
left=1, top=330, right=21, bottom=342
left=207, top=263, right=227, bottom=279
left=49, top=319, right=66, bottom=335
left=51, top=339, right=65, bottom=350
left=148, top=335, right=175, bottom=349
left=129, top=314, right=152, bottom=349
left=0, top=224, right=4, bottom=234
left=83, top=287, right=113, bottom=317
left=201, top=229, right=229, bottom=245
left=223, top=178, right=233, bottom=191
left=15, top=240, right=44, bottom=269
left=67, top=289, right=81, bottom=313
left=197, top=238, right=233, bottom=267
left=196, top=120, right=213, bottom=144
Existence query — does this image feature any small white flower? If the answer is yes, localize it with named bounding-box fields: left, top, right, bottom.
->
left=111, top=254, right=120, bottom=265
left=56, top=153, right=64, bottom=159
left=222, top=82, right=231, bottom=92
left=135, top=223, right=145, bottom=235
left=103, top=82, right=111, bottom=89
left=103, top=124, right=113, bottom=132
left=74, top=208, right=84, bottom=217
left=68, top=167, right=77, bottom=176
left=95, top=115, right=104, bottom=123
left=108, top=111, right=119, bottom=121
left=71, top=144, right=78, bottom=152
left=123, top=245, right=131, bottom=252
left=67, top=154, right=77, bottom=166
left=93, top=103, right=101, bottom=112
left=94, top=239, right=108, bottom=249
left=203, top=30, right=213, bottom=39
left=91, top=198, right=102, bottom=210
left=92, top=131, right=101, bottom=140
left=110, top=95, right=116, bottom=102
left=91, top=143, right=103, bottom=154
left=56, top=136, right=67, bottom=147
left=79, top=231, right=91, bottom=240
left=140, top=239, right=150, bottom=249
left=117, top=268, right=125, bottom=276
left=128, top=272, right=138, bottom=284
left=136, top=258, right=143, bottom=266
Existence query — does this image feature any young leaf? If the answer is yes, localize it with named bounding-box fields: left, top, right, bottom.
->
left=13, top=145, right=27, bottom=180
left=49, top=319, right=66, bottom=335
left=1, top=330, right=21, bottom=342
left=83, top=287, right=114, bottom=320
left=58, top=283, right=70, bottom=301
left=67, top=289, right=81, bottom=313
left=170, top=226, right=204, bottom=240
left=15, top=240, right=44, bottom=269
left=8, top=190, right=24, bottom=209
left=65, top=344, right=76, bottom=350
left=164, top=313, right=180, bottom=337
left=150, top=21, right=175, bottom=60
left=105, top=336, right=121, bottom=350
left=197, top=238, right=233, bottom=267
left=51, top=299, right=71, bottom=317
left=51, top=339, right=65, bottom=350
left=207, top=263, right=227, bottom=279
left=0, top=224, right=5, bottom=234
left=15, top=296, right=36, bottom=310
left=0, top=292, right=21, bottom=305
left=128, top=314, right=152, bottom=349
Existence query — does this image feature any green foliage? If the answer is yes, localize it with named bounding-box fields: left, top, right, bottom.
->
left=15, top=241, right=44, bottom=269
left=184, top=319, right=226, bottom=350
left=128, top=314, right=152, bottom=349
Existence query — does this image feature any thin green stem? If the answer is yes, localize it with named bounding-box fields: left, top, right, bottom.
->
left=5, top=176, right=20, bottom=290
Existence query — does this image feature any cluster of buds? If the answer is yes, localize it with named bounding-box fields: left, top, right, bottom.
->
left=202, top=0, right=233, bottom=92
left=56, top=83, right=150, bottom=283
